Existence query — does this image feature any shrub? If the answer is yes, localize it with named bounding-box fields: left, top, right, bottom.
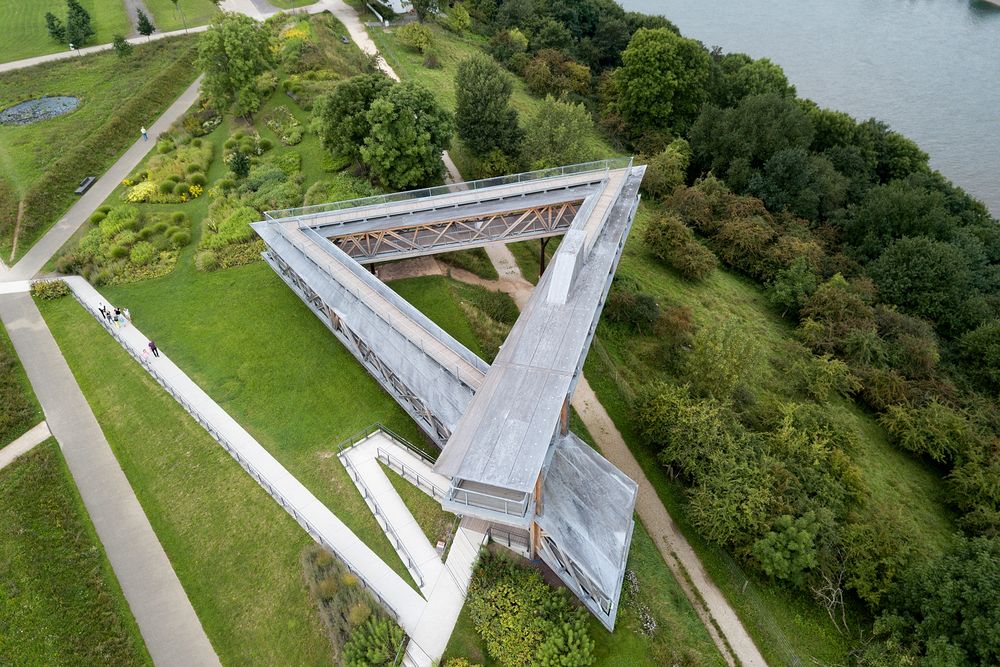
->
left=186, top=163, right=201, bottom=174
left=258, top=138, right=273, bottom=152
left=643, top=211, right=717, bottom=280
left=341, top=616, right=403, bottom=667
left=879, top=401, right=979, bottom=464
left=224, top=139, right=237, bottom=149
left=88, top=211, right=106, bottom=224
left=791, top=353, right=861, bottom=402
left=641, top=138, right=692, bottom=199
left=195, top=250, right=218, bottom=272
left=175, top=182, right=190, bottom=197
left=685, top=318, right=765, bottom=401
left=958, top=319, right=1000, bottom=393
left=30, top=279, right=70, bottom=300
left=189, top=173, right=207, bottom=187
left=170, top=230, right=191, bottom=249
left=397, top=22, right=433, bottom=54
left=156, top=139, right=174, bottom=154
left=129, top=241, right=156, bottom=266
left=171, top=212, right=187, bottom=224
left=468, top=551, right=593, bottom=667
left=159, top=181, right=176, bottom=194
left=603, top=288, right=659, bottom=333
left=97, top=205, right=112, bottom=214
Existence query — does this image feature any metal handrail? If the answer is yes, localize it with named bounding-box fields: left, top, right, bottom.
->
left=263, top=158, right=633, bottom=222
left=339, top=451, right=425, bottom=589
left=376, top=447, right=447, bottom=500
left=448, top=486, right=530, bottom=518
left=69, top=291, right=405, bottom=622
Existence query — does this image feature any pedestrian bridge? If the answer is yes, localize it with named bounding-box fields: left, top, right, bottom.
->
left=253, top=158, right=645, bottom=630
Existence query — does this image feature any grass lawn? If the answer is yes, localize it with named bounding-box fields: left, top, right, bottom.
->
left=0, top=35, right=200, bottom=262
left=39, top=295, right=343, bottom=665
left=578, top=202, right=958, bottom=664
left=143, top=0, right=219, bottom=33
left=0, top=321, right=43, bottom=445
left=0, top=438, right=150, bottom=666
left=0, top=0, right=129, bottom=63
left=386, top=275, right=485, bottom=359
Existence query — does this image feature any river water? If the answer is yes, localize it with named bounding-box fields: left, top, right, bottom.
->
left=619, top=0, right=1000, bottom=215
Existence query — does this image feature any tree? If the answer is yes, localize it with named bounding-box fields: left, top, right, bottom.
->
left=136, top=9, right=155, bottom=39
left=112, top=35, right=133, bottom=58
left=455, top=53, right=522, bottom=158
left=44, top=12, right=66, bottom=42
left=410, top=0, right=439, bottom=21
left=768, top=256, right=819, bottom=318
left=685, top=317, right=765, bottom=401
left=748, top=148, right=847, bottom=221
left=170, top=0, right=188, bottom=32
left=396, top=22, right=434, bottom=54
left=197, top=13, right=274, bottom=121
left=312, top=73, right=394, bottom=163
left=729, top=58, right=795, bottom=102
left=641, top=138, right=691, bottom=199
left=752, top=513, right=819, bottom=586
left=65, top=0, right=95, bottom=47
left=958, top=319, right=1000, bottom=393
left=689, top=93, right=814, bottom=191
left=869, top=236, right=983, bottom=336
left=521, top=95, right=592, bottom=169
left=360, top=82, right=453, bottom=190
left=877, top=536, right=1000, bottom=664
left=609, top=28, right=713, bottom=140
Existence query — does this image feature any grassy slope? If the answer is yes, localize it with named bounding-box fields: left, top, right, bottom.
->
left=0, top=0, right=129, bottom=63
left=0, top=439, right=150, bottom=666
left=142, top=0, right=218, bottom=33
left=390, top=274, right=722, bottom=665
left=369, top=22, right=621, bottom=170
left=0, top=321, right=43, bottom=444
left=0, top=35, right=200, bottom=261
left=580, top=203, right=957, bottom=664
left=39, top=296, right=338, bottom=666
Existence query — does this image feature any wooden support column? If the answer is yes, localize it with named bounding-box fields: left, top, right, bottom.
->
left=559, top=396, right=570, bottom=435
left=539, top=237, right=550, bottom=275
left=531, top=471, right=544, bottom=560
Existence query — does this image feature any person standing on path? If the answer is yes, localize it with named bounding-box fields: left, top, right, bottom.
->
left=141, top=126, right=148, bottom=141
left=148, top=340, right=159, bottom=357
left=124, top=307, right=131, bottom=322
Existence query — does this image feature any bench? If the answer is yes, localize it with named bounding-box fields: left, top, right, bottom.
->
left=74, top=176, right=96, bottom=195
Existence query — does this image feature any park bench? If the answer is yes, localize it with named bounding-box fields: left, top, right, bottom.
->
left=74, top=176, right=96, bottom=195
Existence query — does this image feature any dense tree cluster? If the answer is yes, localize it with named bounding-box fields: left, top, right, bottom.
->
left=312, top=74, right=453, bottom=189
left=198, top=13, right=275, bottom=121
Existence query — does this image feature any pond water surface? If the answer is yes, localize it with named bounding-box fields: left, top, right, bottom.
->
left=0, top=96, right=80, bottom=126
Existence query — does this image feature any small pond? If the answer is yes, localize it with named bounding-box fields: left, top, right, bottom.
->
left=0, top=96, right=80, bottom=126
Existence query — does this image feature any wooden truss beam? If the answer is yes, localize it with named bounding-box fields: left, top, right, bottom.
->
left=327, top=201, right=581, bottom=264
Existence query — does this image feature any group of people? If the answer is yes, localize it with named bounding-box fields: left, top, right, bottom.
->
left=98, top=303, right=130, bottom=329
left=98, top=303, right=159, bottom=359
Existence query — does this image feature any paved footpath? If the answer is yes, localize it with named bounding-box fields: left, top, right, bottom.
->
left=0, top=26, right=208, bottom=74
left=62, top=276, right=428, bottom=634
left=0, top=421, right=51, bottom=472
left=4, top=76, right=203, bottom=282
left=0, top=292, right=219, bottom=667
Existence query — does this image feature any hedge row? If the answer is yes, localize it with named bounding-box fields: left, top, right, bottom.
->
left=16, top=41, right=199, bottom=256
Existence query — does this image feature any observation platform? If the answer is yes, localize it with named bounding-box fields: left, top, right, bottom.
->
left=253, top=159, right=645, bottom=630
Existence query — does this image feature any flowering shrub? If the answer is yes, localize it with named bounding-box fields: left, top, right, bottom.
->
left=189, top=184, right=204, bottom=199
left=124, top=181, right=158, bottom=203
left=264, top=105, right=303, bottom=145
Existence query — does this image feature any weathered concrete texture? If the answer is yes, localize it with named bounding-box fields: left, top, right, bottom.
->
left=0, top=292, right=220, bottom=667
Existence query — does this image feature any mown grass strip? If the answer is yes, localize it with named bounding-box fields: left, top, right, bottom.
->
left=0, top=438, right=150, bottom=666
